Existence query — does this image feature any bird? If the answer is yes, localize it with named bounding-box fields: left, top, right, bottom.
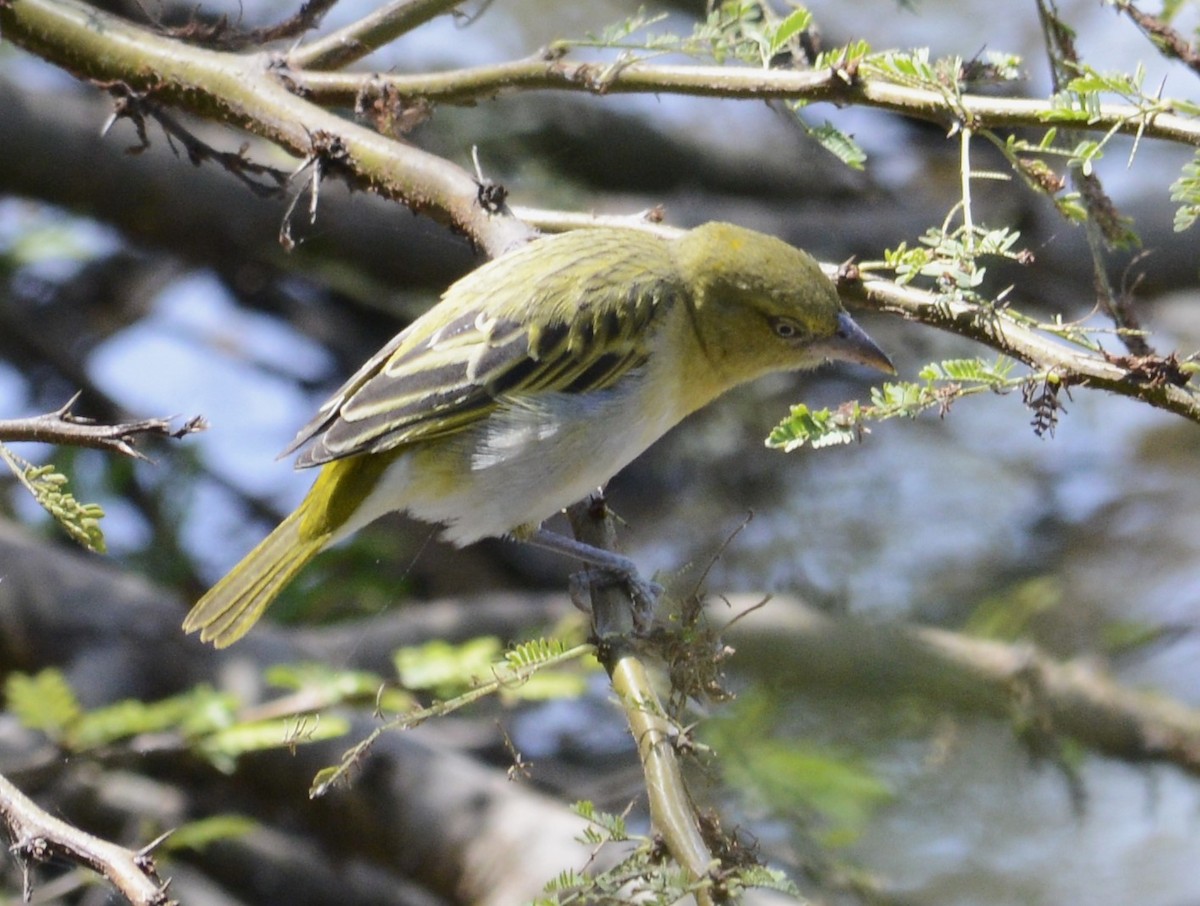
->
left=183, top=221, right=894, bottom=647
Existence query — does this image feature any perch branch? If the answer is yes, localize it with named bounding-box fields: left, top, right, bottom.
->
left=567, top=498, right=717, bottom=906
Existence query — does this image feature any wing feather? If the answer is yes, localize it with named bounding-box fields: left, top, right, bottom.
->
left=284, top=229, right=682, bottom=469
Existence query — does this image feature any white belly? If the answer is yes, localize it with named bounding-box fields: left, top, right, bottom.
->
left=345, top=366, right=686, bottom=545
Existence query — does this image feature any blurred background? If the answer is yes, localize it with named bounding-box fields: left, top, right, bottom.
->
left=2, top=0, right=1200, bottom=903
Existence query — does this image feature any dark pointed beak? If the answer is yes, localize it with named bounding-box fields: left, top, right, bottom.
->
left=826, top=311, right=895, bottom=374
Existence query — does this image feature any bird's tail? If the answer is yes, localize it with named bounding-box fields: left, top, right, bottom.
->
left=183, top=508, right=328, bottom=648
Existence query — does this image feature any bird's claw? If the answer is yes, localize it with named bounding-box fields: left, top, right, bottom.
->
left=568, top=568, right=662, bottom=634
left=568, top=570, right=593, bottom=614
left=627, top=575, right=663, bottom=631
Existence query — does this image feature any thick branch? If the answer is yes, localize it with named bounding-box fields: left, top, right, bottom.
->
left=289, top=57, right=1200, bottom=147
left=0, top=0, right=534, bottom=257
left=721, top=593, right=1200, bottom=776
left=0, top=772, right=173, bottom=906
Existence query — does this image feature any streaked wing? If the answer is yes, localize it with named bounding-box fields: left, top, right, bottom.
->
left=283, top=229, right=681, bottom=468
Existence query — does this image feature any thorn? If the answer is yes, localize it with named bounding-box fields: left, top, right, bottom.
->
left=55, top=390, right=84, bottom=418
left=136, top=829, right=174, bottom=860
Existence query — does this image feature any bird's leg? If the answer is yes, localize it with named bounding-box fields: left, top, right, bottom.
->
left=524, top=528, right=662, bottom=630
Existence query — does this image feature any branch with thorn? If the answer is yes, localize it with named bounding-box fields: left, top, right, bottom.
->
left=0, top=772, right=176, bottom=906
left=0, top=392, right=207, bottom=461
left=0, top=394, right=207, bottom=552
left=100, top=84, right=288, bottom=198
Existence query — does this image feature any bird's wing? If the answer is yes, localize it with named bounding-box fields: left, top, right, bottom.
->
left=283, top=230, right=681, bottom=468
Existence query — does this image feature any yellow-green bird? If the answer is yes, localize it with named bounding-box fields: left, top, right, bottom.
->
left=183, top=221, right=893, bottom=647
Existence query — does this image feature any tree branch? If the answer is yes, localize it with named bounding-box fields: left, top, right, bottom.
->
left=0, top=0, right=535, bottom=257
left=5, top=0, right=1197, bottom=432
left=567, top=498, right=717, bottom=906
left=845, top=271, right=1200, bottom=424
left=721, top=593, right=1200, bottom=777
left=136, top=0, right=340, bottom=51
left=0, top=393, right=207, bottom=460
left=288, top=56, right=1200, bottom=147
left=1111, top=0, right=1200, bottom=77
left=509, top=211, right=1200, bottom=427
left=0, top=772, right=173, bottom=906
left=286, top=0, right=464, bottom=72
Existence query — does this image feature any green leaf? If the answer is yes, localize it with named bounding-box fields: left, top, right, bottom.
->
left=766, top=403, right=860, bottom=451
left=724, top=865, right=803, bottom=898
left=502, top=638, right=589, bottom=699
left=67, top=685, right=238, bottom=750
left=812, top=38, right=871, bottom=71
left=6, top=669, right=82, bottom=740
left=309, top=766, right=343, bottom=797
left=1065, top=64, right=1144, bottom=98
left=717, top=734, right=892, bottom=843
left=503, top=636, right=571, bottom=669
left=768, top=7, right=812, bottom=55
left=199, top=715, right=350, bottom=762
left=870, top=47, right=937, bottom=84
left=1169, top=151, right=1200, bottom=232
left=805, top=120, right=867, bottom=170
left=162, top=815, right=258, bottom=852
left=175, top=685, right=242, bottom=737
left=265, top=662, right=412, bottom=712
left=1068, top=139, right=1103, bottom=176
left=918, top=356, right=1015, bottom=383
left=0, top=446, right=106, bottom=552
left=964, top=576, right=1063, bottom=641
left=571, top=800, right=629, bottom=841
left=72, top=698, right=191, bottom=750
left=1100, top=619, right=1168, bottom=655
left=394, top=636, right=504, bottom=697
left=1055, top=191, right=1089, bottom=223
left=1040, top=93, right=1094, bottom=123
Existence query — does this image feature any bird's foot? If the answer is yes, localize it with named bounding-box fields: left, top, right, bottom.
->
left=525, top=527, right=661, bottom=634
left=624, top=572, right=663, bottom=631
left=568, top=567, right=661, bottom=633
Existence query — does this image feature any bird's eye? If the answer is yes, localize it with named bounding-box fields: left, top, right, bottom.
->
left=770, top=316, right=803, bottom=339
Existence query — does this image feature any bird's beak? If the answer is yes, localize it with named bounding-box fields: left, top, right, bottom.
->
left=823, top=311, right=896, bottom=374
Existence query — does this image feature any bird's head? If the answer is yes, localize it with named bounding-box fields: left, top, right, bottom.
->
left=671, top=222, right=894, bottom=388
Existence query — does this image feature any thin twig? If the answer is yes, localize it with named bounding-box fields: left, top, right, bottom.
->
left=843, top=272, right=1200, bottom=423
left=100, top=86, right=289, bottom=198
left=0, top=393, right=207, bottom=460
left=1112, top=0, right=1200, bottom=77
left=287, top=0, right=463, bottom=72
left=1037, top=0, right=1152, bottom=355
left=147, top=0, right=340, bottom=51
